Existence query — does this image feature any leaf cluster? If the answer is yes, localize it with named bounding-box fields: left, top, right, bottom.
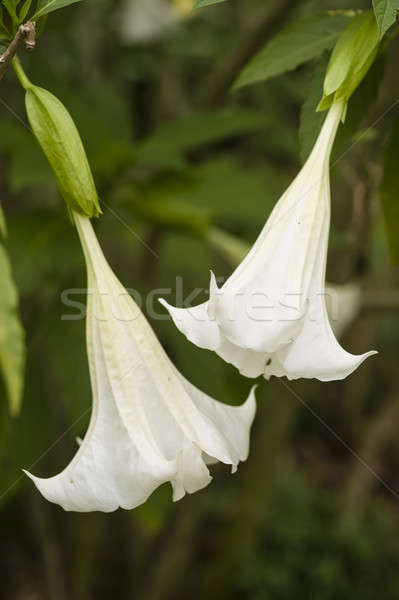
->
left=0, top=0, right=83, bottom=43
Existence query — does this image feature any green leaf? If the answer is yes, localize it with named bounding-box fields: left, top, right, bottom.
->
left=234, top=12, right=353, bottom=89
left=32, top=0, right=83, bottom=20
left=299, top=55, right=329, bottom=163
left=25, top=85, right=101, bottom=218
left=19, top=0, right=33, bottom=21
left=0, top=244, right=25, bottom=415
left=137, top=107, right=269, bottom=169
left=380, top=115, right=399, bottom=264
left=194, top=0, right=227, bottom=8
left=2, top=0, right=18, bottom=26
left=0, top=11, right=11, bottom=38
left=206, top=227, right=249, bottom=266
left=372, top=0, right=399, bottom=37
left=137, top=157, right=288, bottom=241
left=0, top=203, right=6, bottom=237
left=130, top=194, right=210, bottom=237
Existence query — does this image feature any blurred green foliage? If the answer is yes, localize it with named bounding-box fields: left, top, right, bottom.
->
left=237, top=474, right=399, bottom=600
left=0, top=0, right=398, bottom=598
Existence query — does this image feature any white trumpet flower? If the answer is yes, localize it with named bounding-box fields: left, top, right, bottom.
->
left=161, top=100, right=376, bottom=382
left=25, top=214, right=256, bottom=513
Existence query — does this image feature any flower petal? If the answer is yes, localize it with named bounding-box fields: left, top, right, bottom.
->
left=159, top=297, right=220, bottom=351
left=178, top=376, right=257, bottom=466
left=265, top=293, right=377, bottom=382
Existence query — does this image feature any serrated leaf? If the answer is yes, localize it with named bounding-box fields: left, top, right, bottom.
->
left=0, top=244, right=25, bottom=415
left=380, top=115, right=399, bottom=264
left=194, top=0, right=227, bottom=8
left=32, top=0, right=83, bottom=20
left=234, top=12, right=352, bottom=90
left=372, top=0, right=399, bottom=37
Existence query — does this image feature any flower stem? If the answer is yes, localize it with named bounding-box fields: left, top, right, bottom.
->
left=12, top=54, right=33, bottom=90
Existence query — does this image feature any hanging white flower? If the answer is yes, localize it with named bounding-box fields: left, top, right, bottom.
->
left=25, top=213, right=256, bottom=513
left=161, top=100, right=376, bottom=382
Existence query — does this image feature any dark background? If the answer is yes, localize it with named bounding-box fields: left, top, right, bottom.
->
left=1, top=0, right=399, bottom=598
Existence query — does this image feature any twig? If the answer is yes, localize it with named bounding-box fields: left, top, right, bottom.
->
left=202, top=0, right=298, bottom=107
left=0, top=21, right=36, bottom=82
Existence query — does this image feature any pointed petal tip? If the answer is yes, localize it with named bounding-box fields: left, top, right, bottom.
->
left=23, top=468, right=37, bottom=482
left=158, top=297, right=170, bottom=309
left=209, top=270, right=221, bottom=300
left=158, top=297, right=184, bottom=324
left=23, top=469, right=52, bottom=495
left=161, top=297, right=220, bottom=351
left=354, top=348, right=378, bottom=368
left=329, top=348, right=378, bottom=382
left=23, top=470, right=55, bottom=503
left=209, top=270, right=219, bottom=288
left=262, top=349, right=377, bottom=383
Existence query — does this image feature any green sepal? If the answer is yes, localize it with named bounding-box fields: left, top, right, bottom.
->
left=25, top=85, right=101, bottom=218
left=318, top=11, right=380, bottom=112
left=317, top=93, right=334, bottom=112
left=317, top=92, right=349, bottom=121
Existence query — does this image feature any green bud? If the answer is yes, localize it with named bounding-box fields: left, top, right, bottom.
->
left=25, top=85, right=102, bottom=218
left=318, top=11, right=380, bottom=115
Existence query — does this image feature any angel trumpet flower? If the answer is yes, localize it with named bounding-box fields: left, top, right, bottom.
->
left=25, top=213, right=256, bottom=513
left=161, top=100, right=376, bottom=381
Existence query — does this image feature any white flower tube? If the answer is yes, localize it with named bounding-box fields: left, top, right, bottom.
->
left=25, top=214, right=256, bottom=513
left=161, top=100, right=376, bottom=381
